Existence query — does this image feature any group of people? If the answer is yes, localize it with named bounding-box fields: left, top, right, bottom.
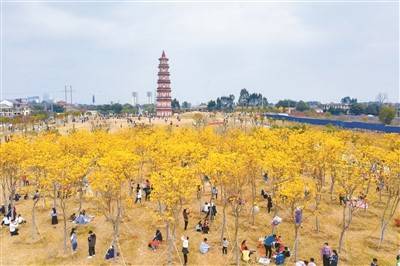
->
left=148, top=229, right=163, bottom=251
left=195, top=219, right=210, bottom=234
left=70, top=210, right=93, bottom=224
left=1, top=203, right=26, bottom=236
left=69, top=229, right=97, bottom=257
left=133, top=180, right=152, bottom=204
left=201, top=201, right=217, bottom=220
left=262, top=234, right=291, bottom=264
left=320, top=242, right=339, bottom=266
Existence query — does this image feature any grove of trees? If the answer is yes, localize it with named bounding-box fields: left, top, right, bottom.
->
left=0, top=125, right=399, bottom=265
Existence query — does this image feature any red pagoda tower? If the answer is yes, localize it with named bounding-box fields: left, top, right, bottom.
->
left=156, top=51, right=172, bottom=117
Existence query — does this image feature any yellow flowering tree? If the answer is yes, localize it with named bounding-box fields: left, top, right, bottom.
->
left=0, top=137, right=29, bottom=220
left=277, top=177, right=314, bottom=261
left=90, top=145, right=140, bottom=261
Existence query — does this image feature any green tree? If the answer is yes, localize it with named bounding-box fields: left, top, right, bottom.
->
left=378, top=105, right=396, bottom=125
left=207, top=100, right=217, bottom=111
left=295, top=101, right=310, bottom=112
left=349, top=103, right=365, bottom=115
left=171, top=98, right=180, bottom=111
left=276, top=99, right=297, bottom=108
left=111, top=103, right=123, bottom=114
left=238, top=88, right=249, bottom=107
left=181, top=101, right=191, bottom=109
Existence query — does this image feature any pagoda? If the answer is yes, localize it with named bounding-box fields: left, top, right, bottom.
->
left=156, top=51, right=172, bottom=117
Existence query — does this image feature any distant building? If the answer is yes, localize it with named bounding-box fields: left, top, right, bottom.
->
left=191, top=104, right=208, bottom=112
left=56, top=100, right=67, bottom=107
left=0, top=99, right=32, bottom=117
left=156, top=51, right=172, bottom=117
left=306, top=101, right=321, bottom=109
left=321, top=103, right=350, bottom=113
left=313, top=108, right=324, bottom=113
left=26, top=96, right=40, bottom=104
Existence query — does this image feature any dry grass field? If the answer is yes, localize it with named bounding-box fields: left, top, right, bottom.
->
left=1, top=180, right=399, bottom=266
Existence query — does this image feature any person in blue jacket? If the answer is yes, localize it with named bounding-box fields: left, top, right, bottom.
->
left=275, top=252, right=285, bottom=265
left=263, top=234, right=276, bottom=259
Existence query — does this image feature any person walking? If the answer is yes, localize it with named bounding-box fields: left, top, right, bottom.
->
left=222, top=237, right=228, bottom=255
left=144, top=179, right=152, bottom=201
left=70, top=228, right=78, bottom=253
left=135, top=186, right=142, bottom=204
left=212, top=186, right=218, bottom=200
left=321, top=242, right=332, bottom=266
left=183, top=209, right=190, bottom=231
left=88, top=230, right=96, bottom=258
left=181, top=235, right=189, bottom=265
left=266, top=194, right=273, bottom=214
left=51, top=207, right=58, bottom=226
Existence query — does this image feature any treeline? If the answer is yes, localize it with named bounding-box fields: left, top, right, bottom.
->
left=207, top=89, right=268, bottom=112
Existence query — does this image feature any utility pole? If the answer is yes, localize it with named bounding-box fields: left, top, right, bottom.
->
left=65, top=85, right=67, bottom=103
left=70, top=85, right=72, bottom=105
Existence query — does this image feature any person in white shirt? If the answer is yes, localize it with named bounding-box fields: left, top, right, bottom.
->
left=202, top=202, right=210, bottom=213
left=1, top=215, right=10, bottom=226
left=17, top=214, right=26, bottom=224
left=181, top=236, right=189, bottom=265
left=199, top=238, right=210, bottom=254
left=9, top=220, right=19, bottom=236
left=295, top=260, right=307, bottom=266
left=135, top=188, right=142, bottom=204
left=308, top=258, right=316, bottom=266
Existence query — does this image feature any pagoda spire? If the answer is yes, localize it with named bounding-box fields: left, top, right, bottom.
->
left=156, top=50, right=172, bottom=117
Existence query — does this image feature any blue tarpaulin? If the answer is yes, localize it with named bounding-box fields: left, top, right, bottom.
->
left=265, top=114, right=400, bottom=133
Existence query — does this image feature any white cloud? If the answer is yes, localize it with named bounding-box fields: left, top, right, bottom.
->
left=6, top=4, right=319, bottom=48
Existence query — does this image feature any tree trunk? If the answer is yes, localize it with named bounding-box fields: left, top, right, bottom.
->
left=315, top=194, right=321, bottom=232
left=378, top=194, right=399, bottom=248
left=113, top=196, right=122, bottom=262
left=1, top=181, right=7, bottom=207
left=78, top=188, right=83, bottom=213
left=112, top=222, right=119, bottom=262
left=234, top=206, right=240, bottom=266
left=31, top=199, right=39, bottom=240
left=166, top=221, right=173, bottom=266
left=338, top=203, right=347, bottom=253
left=9, top=185, right=16, bottom=221
left=338, top=203, right=353, bottom=254
left=293, top=224, right=299, bottom=262
left=42, top=194, right=46, bottom=208
left=158, top=200, right=163, bottom=214
left=329, top=178, right=335, bottom=201
left=251, top=177, right=256, bottom=225
left=53, top=183, right=57, bottom=208
left=378, top=222, right=387, bottom=248
left=60, top=197, right=67, bottom=253
left=220, top=195, right=227, bottom=243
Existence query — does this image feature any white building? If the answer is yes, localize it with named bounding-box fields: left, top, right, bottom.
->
left=0, top=99, right=32, bottom=117
left=321, top=103, right=350, bottom=112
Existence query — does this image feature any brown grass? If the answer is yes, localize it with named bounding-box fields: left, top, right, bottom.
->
left=1, top=181, right=399, bottom=266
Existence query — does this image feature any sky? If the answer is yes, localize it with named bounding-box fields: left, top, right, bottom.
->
left=1, top=1, right=399, bottom=105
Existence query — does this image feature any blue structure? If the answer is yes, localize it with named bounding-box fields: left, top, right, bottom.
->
left=265, top=114, right=400, bottom=133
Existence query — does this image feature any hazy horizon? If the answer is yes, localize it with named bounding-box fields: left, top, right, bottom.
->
left=1, top=2, right=399, bottom=105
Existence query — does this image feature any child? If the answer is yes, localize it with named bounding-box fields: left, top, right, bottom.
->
left=222, top=237, right=228, bottom=255
left=195, top=221, right=202, bottom=232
